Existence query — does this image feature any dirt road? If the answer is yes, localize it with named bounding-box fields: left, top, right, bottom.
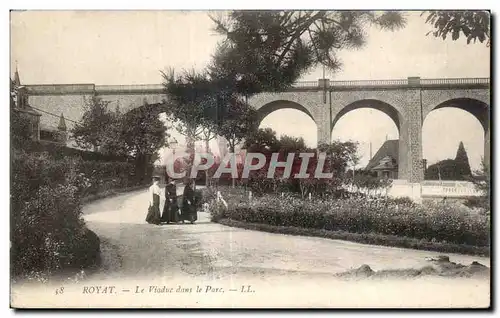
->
left=11, top=188, right=491, bottom=308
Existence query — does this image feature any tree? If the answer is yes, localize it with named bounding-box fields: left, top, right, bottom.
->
left=425, top=159, right=459, bottom=181
left=217, top=96, right=259, bottom=187
left=318, top=140, right=358, bottom=180
left=218, top=97, right=259, bottom=153
left=11, top=109, right=33, bottom=150
left=162, top=68, right=214, bottom=153
left=118, top=105, right=169, bottom=181
left=72, top=96, right=117, bottom=152
left=99, top=106, right=128, bottom=156
left=422, top=11, right=490, bottom=46
left=468, top=158, right=490, bottom=211
left=209, top=11, right=407, bottom=95
left=454, top=141, right=472, bottom=179
left=243, top=127, right=280, bottom=153
left=279, top=135, right=307, bottom=155
left=162, top=68, right=232, bottom=187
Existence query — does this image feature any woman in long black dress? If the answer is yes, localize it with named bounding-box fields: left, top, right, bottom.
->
left=161, top=178, right=179, bottom=224
left=145, top=176, right=161, bottom=225
left=181, top=179, right=197, bottom=224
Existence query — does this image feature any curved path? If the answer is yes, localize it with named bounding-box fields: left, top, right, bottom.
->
left=11, top=189, right=491, bottom=308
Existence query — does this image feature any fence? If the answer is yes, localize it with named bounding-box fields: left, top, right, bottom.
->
left=344, top=179, right=482, bottom=203
left=421, top=180, right=482, bottom=197
left=291, top=77, right=490, bottom=90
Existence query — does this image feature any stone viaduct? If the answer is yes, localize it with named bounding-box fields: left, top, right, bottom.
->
left=25, top=77, right=490, bottom=183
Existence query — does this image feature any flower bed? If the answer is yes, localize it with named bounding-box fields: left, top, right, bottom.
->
left=208, top=187, right=490, bottom=254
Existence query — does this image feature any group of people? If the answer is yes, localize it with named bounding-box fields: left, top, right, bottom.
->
left=145, top=176, right=198, bottom=225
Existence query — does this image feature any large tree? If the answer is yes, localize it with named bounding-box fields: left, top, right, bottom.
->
left=278, top=135, right=308, bottom=155
left=72, top=96, right=118, bottom=152
left=209, top=11, right=407, bottom=95
left=162, top=69, right=217, bottom=152
left=454, top=141, right=472, bottom=179
left=243, top=127, right=280, bottom=153
left=117, top=105, right=169, bottom=180
left=318, top=140, right=359, bottom=180
left=422, top=11, right=490, bottom=46
left=217, top=96, right=259, bottom=153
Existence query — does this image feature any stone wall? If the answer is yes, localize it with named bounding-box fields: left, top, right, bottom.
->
left=29, top=94, right=93, bottom=132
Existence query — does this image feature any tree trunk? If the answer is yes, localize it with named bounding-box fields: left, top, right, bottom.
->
left=205, top=137, right=210, bottom=187
left=186, top=128, right=196, bottom=189
left=230, top=142, right=236, bottom=188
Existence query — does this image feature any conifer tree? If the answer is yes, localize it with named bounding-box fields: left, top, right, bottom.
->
left=454, top=141, right=472, bottom=180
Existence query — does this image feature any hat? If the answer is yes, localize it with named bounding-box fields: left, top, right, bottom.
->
left=152, top=174, right=161, bottom=180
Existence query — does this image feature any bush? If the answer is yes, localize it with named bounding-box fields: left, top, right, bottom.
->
left=74, top=159, right=142, bottom=196
left=208, top=187, right=490, bottom=247
left=463, top=196, right=490, bottom=213
left=11, top=183, right=100, bottom=276
left=10, top=148, right=141, bottom=278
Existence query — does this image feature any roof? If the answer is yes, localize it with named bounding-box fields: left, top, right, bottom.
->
left=365, top=140, right=399, bottom=170
left=371, top=156, right=398, bottom=171
left=58, top=113, right=67, bottom=131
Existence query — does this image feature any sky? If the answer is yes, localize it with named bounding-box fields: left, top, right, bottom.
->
left=10, top=10, right=490, bottom=170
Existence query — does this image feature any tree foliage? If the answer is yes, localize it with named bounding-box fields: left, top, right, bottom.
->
left=72, top=96, right=118, bottom=152
left=162, top=68, right=225, bottom=152
left=11, top=107, right=33, bottom=149
left=454, top=141, right=472, bottom=178
left=318, top=140, right=359, bottom=177
left=422, top=11, right=490, bottom=46
left=119, top=105, right=168, bottom=161
left=424, top=142, right=473, bottom=181
left=425, top=159, right=459, bottom=181
left=71, top=96, right=168, bottom=181
left=209, top=11, right=406, bottom=94
left=279, top=135, right=308, bottom=155
left=217, top=96, right=259, bottom=153
left=243, top=127, right=280, bottom=152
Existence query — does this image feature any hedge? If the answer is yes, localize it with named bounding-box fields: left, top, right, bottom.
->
left=208, top=188, right=490, bottom=248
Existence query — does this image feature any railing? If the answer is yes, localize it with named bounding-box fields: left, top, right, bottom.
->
left=27, top=84, right=95, bottom=94
left=95, top=84, right=164, bottom=92
left=26, top=77, right=490, bottom=95
left=420, top=78, right=490, bottom=86
left=330, top=79, right=408, bottom=87
left=345, top=179, right=483, bottom=200
left=291, top=77, right=489, bottom=89
left=421, top=180, right=482, bottom=197
left=291, top=81, right=318, bottom=88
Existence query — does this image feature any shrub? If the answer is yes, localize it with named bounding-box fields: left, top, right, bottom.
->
left=463, top=196, right=490, bottom=214
left=209, top=187, right=490, bottom=247
left=11, top=183, right=100, bottom=276
left=10, top=148, right=140, bottom=278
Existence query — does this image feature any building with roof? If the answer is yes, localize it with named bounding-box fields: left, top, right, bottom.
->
left=11, top=68, right=68, bottom=145
left=365, top=140, right=400, bottom=179
left=365, top=139, right=429, bottom=180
